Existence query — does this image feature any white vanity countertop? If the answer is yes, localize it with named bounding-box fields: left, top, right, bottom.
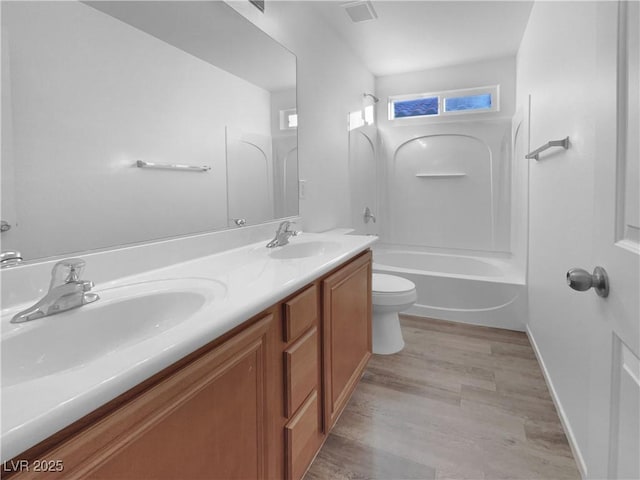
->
left=0, top=232, right=377, bottom=462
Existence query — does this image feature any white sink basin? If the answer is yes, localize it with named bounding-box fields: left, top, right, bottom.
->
left=269, top=240, right=342, bottom=259
left=1, top=278, right=226, bottom=387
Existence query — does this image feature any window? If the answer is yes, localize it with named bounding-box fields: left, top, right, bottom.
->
left=364, top=105, right=375, bottom=125
left=349, top=105, right=376, bottom=131
left=444, top=93, right=492, bottom=112
left=279, top=108, right=297, bottom=130
left=393, top=96, right=438, bottom=118
left=348, top=110, right=365, bottom=131
left=389, top=85, right=499, bottom=120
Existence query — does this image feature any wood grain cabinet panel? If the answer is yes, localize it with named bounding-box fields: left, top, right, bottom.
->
left=14, top=316, right=273, bottom=480
left=284, top=327, right=318, bottom=417
left=285, top=391, right=322, bottom=480
left=89, top=349, right=265, bottom=479
left=283, top=285, right=318, bottom=343
left=322, top=251, right=372, bottom=430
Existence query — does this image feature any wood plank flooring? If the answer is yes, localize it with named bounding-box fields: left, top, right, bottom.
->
left=305, top=316, right=580, bottom=480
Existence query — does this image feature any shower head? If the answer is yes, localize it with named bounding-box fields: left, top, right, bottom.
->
left=364, top=93, right=379, bottom=103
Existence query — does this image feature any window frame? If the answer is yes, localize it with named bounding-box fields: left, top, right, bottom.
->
left=388, top=85, right=500, bottom=120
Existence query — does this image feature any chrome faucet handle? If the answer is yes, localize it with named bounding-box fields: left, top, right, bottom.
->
left=283, top=221, right=300, bottom=237
left=277, top=220, right=292, bottom=231
left=50, top=258, right=86, bottom=289
left=287, top=221, right=298, bottom=231
left=78, top=280, right=95, bottom=292
left=1, top=250, right=23, bottom=268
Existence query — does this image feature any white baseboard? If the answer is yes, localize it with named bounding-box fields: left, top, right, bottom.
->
left=526, top=325, right=588, bottom=479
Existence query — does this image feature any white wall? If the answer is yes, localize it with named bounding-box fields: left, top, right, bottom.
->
left=517, top=2, right=600, bottom=474
left=348, top=126, right=379, bottom=236
left=1, top=1, right=271, bottom=260
left=227, top=1, right=376, bottom=233
left=374, top=57, right=516, bottom=254
left=378, top=120, right=512, bottom=253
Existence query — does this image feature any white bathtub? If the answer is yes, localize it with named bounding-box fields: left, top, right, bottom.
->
left=373, top=248, right=526, bottom=331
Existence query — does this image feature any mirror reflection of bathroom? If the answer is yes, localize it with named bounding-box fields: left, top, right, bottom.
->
left=0, top=0, right=297, bottom=261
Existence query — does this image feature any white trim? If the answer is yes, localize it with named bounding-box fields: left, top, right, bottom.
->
left=526, top=325, right=588, bottom=479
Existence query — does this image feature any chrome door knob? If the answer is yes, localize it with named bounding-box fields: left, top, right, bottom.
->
left=566, top=266, right=610, bottom=298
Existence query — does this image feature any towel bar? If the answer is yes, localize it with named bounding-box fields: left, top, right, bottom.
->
left=525, top=137, right=569, bottom=160
left=136, top=160, right=211, bottom=172
left=415, top=173, right=466, bottom=178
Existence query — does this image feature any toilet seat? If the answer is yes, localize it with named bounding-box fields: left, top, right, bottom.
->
left=373, top=273, right=415, bottom=293
left=372, top=273, right=417, bottom=306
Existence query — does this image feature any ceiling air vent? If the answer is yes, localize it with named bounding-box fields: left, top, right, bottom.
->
left=341, top=1, right=378, bottom=23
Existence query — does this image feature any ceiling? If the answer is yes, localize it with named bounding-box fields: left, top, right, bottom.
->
left=309, top=1, right=534, bottom=77
left=86, top=1, right=296, bottom=91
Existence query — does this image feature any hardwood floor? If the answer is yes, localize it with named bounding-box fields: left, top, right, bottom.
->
left=305, top=316, right=580, bottom=480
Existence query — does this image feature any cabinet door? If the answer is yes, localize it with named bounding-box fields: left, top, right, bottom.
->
left=322, top=251, right=372, bottom=430
left=31, top=316, right=273, bottom=480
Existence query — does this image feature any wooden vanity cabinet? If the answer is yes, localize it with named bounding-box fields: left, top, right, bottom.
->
left=10, top=314, right=276, bottom=480
left=5, top=251, right=372, bottom=480
left=322, top=251, right=372, bottom=430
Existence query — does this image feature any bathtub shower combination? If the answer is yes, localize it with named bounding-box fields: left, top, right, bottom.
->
left=373, top=248, right=526, bottom=331
left=350, top=114, right=527, bottom=332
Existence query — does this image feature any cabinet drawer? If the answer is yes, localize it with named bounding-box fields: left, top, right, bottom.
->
left=285, top=391, right=321, bottom=480
left=284, top=327, right=318, bottom=417
left=283, top=285, right=318, bottom=343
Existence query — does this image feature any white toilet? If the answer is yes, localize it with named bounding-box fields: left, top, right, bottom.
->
left=372, top=273, right=417, bottom=354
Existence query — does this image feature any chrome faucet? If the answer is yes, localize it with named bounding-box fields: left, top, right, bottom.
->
left=266, top=221, right=299, bottom=248
left=11, top=258, right=99, bottom=324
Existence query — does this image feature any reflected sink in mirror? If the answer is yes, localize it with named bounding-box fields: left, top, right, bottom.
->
left=269, top=241, right=342, bottom=260
left=1, top=278, right=226, bottom=387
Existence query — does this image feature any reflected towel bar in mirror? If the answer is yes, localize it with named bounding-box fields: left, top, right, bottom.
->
left=136, top=160, right=211, bottom=172
left=415, top=173, right=466, bottom=178
left=525, top=136, right=570, bottom=160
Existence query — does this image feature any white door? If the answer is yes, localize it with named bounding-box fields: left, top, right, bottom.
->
left=587, top=2, right=640, bottom=478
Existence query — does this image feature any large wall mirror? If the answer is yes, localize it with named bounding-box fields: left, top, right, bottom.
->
left=1, top=1, right=298, bottom=261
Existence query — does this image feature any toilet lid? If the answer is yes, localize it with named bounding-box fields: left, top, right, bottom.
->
left=372, top=273, right=416, bottom=294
